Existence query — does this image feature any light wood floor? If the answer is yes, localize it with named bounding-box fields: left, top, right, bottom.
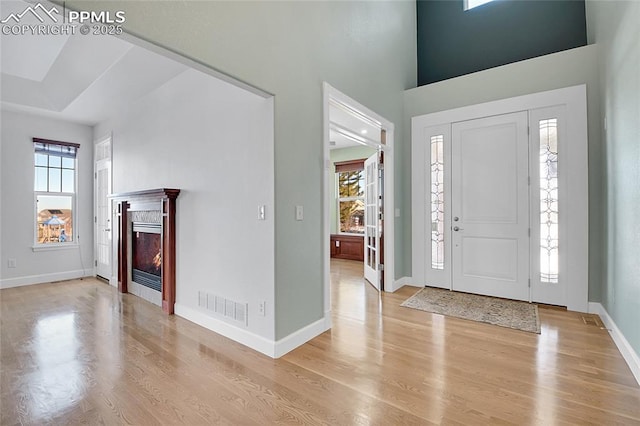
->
left=2, top=259, right=639, bottom=425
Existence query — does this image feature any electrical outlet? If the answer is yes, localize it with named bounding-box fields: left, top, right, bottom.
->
left=258, top=301, right=266, bottom=316
left=8, top=258, right=16, bottom=268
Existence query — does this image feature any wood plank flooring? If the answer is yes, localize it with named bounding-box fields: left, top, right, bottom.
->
left=2, top=259, right=639, bottom=425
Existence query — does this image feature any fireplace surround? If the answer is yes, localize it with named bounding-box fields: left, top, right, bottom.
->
left=110, top=188, right=180, bottom=314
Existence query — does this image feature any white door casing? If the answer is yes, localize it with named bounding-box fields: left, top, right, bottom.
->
left=451, top=112, right=530, bottom=301
left=94, top=138, right=112, bottom=281
left=323, top=82, right=396, bottom=318
left=364, top=152, right=381, bottom=290
left=411, top=85, right=588, bottom=312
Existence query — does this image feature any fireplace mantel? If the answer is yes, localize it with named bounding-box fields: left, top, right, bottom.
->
left=109, top=188, right=180, bottom=314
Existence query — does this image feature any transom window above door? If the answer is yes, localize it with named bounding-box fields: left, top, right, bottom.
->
left=464, top=0, right=495, bottom=11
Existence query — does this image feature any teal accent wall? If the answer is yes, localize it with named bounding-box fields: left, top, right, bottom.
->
left=417, top=0, right=587, bottom=85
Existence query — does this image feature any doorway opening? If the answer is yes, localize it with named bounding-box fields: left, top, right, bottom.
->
left=411, top=85, right=588, bottom=312
left=94, top=136, right=112, bottom=283
left=322, top=83, right=395, bottom=318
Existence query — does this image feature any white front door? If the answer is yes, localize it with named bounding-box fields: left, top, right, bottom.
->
left=95, top=139, right=112, bottom=281
left=364, top=152, right=381, bottom=290
left=451, top=112, right=530, bottom=301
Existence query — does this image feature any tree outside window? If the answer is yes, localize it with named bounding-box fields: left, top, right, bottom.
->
left=336, top=159, right=366, bottom=234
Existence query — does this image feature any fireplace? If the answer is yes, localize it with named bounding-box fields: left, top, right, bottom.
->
left=132, top=223, right=162, bottom=292
left=109, top=188, right=180, bottom=314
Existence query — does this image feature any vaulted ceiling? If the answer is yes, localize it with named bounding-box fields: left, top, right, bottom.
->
left=0, top=0, right=188, bottom=126
left=329, top=101, right=382, bottom=150
left=1, top=0, right=380, bottom=145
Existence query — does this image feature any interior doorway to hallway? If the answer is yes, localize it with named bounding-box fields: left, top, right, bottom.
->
left=322, top=83, right=395, bottom=317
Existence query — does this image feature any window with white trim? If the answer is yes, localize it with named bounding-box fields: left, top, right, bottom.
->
left=34, top=138, right=79, bottom=245
left=335, top=159, right=366, bottom=234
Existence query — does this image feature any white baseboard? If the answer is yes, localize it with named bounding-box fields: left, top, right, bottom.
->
left=589, top=302, right=640, bottom=386
left=0, top=269, right=93, bottom=289
left=274, top=311, right=331, bottom=358
left=175, top=303, right=276, bottom=357
left=388, top=276, right=406, bottom=292
left=389, top=276, right=421, bottom=292
left=175, top=304, right=331, bottom=359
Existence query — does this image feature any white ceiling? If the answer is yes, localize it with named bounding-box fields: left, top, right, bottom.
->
left=0, top=0, right=188, bottom=126
left=329, top=100, right=382, bottom=150
left=0, top=1, right=70, bottom=81
left=1, top=0, right=382, bottom=140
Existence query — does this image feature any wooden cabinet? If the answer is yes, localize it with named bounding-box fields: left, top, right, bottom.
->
left=330, top=234, right=364, bottom=261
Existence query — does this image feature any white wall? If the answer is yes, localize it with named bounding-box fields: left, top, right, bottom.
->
left=329, top=146, right=377, bottom=234
left=0, top=110, right=94, bottom=287
left=404, top=45, right=603, bottom=301
left=94, top=68, right=276, bottom=343
left=586, top=0, right=640, bottom=359
left=69, top=0, right=417, bottom=341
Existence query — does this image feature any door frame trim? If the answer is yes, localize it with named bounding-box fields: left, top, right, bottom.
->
left=411, top=85, right=588, bottom=312
left=322, top=83, right=396, bottom=315
left=94, top=134, right=114, bottom=285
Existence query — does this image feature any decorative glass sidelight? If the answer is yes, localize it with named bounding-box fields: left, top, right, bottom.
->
left=539, top=119, right=559, bottom=283
left=430, top=135, right=445, bottom=269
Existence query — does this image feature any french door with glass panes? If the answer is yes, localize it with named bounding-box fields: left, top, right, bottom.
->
left=364, top=151, right=383, bottom=291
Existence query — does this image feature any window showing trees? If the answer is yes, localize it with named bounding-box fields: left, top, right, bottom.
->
left=34, top=138, right=79, bottom=245
left=335, top=159, right=366, bottom=234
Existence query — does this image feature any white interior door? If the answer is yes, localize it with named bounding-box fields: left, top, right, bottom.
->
left=364, top=152, right=381, bottom=290
left=451, top=112, right=530, bottom=301
left=95, top=139, right=112, bottom=281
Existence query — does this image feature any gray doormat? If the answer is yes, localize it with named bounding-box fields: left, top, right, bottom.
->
left=401, top=287, right=541, bottom=334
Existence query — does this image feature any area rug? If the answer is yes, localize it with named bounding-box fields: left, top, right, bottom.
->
left=401, top=287, right=541, bottom=334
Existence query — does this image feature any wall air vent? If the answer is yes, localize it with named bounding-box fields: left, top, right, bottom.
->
left=198, top=291, right=248, bottom=326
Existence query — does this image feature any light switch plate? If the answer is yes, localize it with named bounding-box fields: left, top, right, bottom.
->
left=295, top=205, right=304, bottom=221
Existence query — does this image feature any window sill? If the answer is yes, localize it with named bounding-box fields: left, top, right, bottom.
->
left=32, top=243, right=79, bottom=252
